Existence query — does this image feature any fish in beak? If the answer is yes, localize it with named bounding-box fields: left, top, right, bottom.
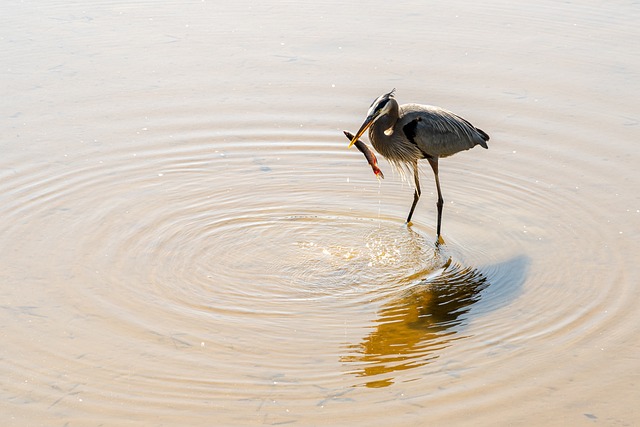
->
left=348, top=113, right=377, bottom=148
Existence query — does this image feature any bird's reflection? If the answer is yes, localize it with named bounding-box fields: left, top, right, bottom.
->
left=341, top=259, right=489, bottom=388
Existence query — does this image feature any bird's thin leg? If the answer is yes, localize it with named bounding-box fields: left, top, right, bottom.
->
left=406, top=161, right=420, bottom=224
left=428, top=157, right=444, bottom=239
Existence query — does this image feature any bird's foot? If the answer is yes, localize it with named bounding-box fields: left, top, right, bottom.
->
left=435, top=235, right=445, bottom=247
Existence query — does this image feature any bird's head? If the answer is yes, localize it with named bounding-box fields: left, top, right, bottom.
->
left=348, top=89, right=396, bottom=148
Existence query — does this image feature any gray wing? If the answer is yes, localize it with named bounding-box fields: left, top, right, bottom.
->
left=399, top=104, right=489, bottom=158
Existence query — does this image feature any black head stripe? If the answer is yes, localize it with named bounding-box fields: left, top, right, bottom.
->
left=376, top=99, right=389, bottom=111
left=370, top=89, right=396, bottom=108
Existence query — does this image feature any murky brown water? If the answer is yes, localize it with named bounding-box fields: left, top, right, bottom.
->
left=2, top=0, right=639, bottom=425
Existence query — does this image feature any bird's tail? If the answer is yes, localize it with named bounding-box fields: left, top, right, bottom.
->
left=475, top=127, right=489, bottom=148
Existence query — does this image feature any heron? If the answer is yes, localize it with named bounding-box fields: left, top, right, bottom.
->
left=348, top=89, right=489, bottom=240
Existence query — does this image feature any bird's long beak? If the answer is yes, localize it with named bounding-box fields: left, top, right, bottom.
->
left=348, top=114, right=376, bottom=148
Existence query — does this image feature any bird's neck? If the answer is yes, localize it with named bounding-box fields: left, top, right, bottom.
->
left=369, top=102, right=422, bottom=169
left=369, top=107, right=398, bottom=155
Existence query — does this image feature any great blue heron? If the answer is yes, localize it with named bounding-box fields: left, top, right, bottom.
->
left=348, top=89, right=489, bottom=240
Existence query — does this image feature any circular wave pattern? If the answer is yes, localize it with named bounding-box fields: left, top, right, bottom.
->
left=1, top=104, right=633, bottom=421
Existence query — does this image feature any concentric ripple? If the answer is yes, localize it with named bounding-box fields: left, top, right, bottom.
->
left=2, top=92, right=638, bottom=424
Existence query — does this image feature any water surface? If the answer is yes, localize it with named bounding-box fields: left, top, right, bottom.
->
left=1, top=0, right=639, bottom=425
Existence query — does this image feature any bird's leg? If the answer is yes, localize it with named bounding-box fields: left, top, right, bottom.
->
left=428, top=157, right=444, bottom=241
left=406, top=161, right=421, bottom=225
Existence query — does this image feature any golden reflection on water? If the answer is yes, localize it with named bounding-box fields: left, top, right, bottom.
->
left=342, top=258, right=489, bottom=388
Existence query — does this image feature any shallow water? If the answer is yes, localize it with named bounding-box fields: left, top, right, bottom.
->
left=2, top=0, right=639, bottom=425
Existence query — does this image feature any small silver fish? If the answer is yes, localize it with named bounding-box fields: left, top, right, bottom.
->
left=343, top=130, right=384, bottom=179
